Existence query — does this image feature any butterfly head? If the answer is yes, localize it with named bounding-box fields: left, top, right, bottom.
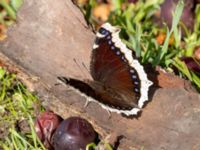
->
left=98, top=23, right=121, bottom=37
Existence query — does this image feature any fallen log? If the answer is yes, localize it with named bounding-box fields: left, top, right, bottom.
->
left=0, top=0, right=199, bottom=149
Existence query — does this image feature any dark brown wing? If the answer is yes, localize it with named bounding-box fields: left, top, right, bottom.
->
left=57, top=77, right=138, bottom=111
left=90, top=28, right=141, bottom=106
left=58, top=23, right=152, bottom=116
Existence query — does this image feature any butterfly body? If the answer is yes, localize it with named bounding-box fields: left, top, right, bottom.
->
left=58, top=23, right=152, bottom=116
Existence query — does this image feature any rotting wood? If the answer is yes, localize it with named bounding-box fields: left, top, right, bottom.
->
left=0, top=0, right=200, bottom=149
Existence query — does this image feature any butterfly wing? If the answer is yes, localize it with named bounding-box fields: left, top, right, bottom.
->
left=57, top=77, right=140, bottom=115
left=90, top=23, right=152, bottom=114
left=58, top=23, right=152, bottom=116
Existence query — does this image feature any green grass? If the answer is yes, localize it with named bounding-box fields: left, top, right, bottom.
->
left=0, top=0, right=200, bottom=149
left=0, top=68, right=45, bottom=149
left=0, top=67, right=112, bottom=150
left=0, top=1, right=46, bottom=148
left=0, top=0, right=23, bottom=23
left=80, top=0, right=200, bottom=91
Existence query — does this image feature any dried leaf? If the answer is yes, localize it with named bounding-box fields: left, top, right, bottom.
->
left=93, top=4, right=111, bottom=22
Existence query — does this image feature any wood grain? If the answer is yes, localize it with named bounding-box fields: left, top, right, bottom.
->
left=0, top=0, right=199, bottom=149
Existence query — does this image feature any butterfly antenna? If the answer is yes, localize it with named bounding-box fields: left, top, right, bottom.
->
left=82, top=62, right=90, bottom=75
left=73, top=58, right=88, bottom=78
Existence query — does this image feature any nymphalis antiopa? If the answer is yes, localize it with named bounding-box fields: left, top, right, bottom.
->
left=58, top=23, right=153, bottom=116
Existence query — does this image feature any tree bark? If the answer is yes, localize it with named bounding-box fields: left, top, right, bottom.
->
left=0, top=0, right=199, bottom=149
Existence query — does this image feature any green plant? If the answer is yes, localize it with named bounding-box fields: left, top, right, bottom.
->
left=79, top=0, right=200, bottom=91
left=0, top=68, right=45, bottom=149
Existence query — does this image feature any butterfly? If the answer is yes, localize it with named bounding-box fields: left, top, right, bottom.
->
left=58, top=23, right=153, bottom=116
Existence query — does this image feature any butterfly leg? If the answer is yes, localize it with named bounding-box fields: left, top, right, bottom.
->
left=84, top=97, right=93, bottom=107
left=106, top=109, right=112, bottom=118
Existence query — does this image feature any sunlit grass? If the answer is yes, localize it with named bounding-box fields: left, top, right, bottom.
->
left=79, top=0, right=200, bottom=91
left=0, top=68, right=45, bottom=149
left=0, top=0, right=200, bottom=149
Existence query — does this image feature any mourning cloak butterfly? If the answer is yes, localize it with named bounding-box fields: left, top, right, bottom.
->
left=58, top=23, right=153, bottom=116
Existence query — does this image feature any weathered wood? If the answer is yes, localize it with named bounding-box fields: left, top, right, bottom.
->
left=0, top=0, right=94, bottom=83
left=0, top=0, right=200, bottom=149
